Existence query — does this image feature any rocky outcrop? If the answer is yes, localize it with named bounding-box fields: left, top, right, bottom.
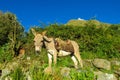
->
left=83, top=58, right=120, bottom=80
left=93, top=58, right=111, bottom=70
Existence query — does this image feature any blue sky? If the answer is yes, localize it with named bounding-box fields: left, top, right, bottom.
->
left=0, top=0, right=120, bottom=31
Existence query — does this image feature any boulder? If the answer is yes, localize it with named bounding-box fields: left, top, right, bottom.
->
left=94, top=71, right=117, bottom=80
left=93, top=59, right=111, bottom=70
left=111, top=60, right=120, bottom=66
left=0, top=68, right=11, bottom=80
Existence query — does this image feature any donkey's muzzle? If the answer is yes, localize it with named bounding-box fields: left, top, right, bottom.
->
left=36, top=51, right=40, bottom=55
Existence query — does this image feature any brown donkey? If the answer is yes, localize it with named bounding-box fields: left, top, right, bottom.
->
left=31, top=28, right=83, bottom=69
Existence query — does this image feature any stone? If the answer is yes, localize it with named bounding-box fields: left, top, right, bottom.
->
left=94, top=71, right=117, bottom=80
left=0, top=68, right=11, bottom=80
left=93, top=59, right=111, bottom=70
left=111, top=60, right=120, bottom=66
left=114, top=70, right=120, bottom=76
left=25, top=72, right=32, bottom=80
left=61, top=67, right=70, bottom=77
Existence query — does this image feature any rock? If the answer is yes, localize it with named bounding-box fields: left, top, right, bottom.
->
left=93, top=59, right=111, bottom=70
left=111, top=60, right=120, bottom=66
left=94, top=71, right=117, bottom=80
left=0, top=68, right=11, bottom=80
left=61, top=67, right=70, bottom=77
left=114, top=70, right=120, bottom=76
left=25, top=72, right=32, bottom=80
left=111, top=60, right=120, bottom=77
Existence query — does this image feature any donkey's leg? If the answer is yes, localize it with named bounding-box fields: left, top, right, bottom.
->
left=44, top=53, right=52, bottom=74
left=70, top=41, right=83, bottom=68
left=71, top=56, right=78, bottom=69
left=48, top=50, right=57, bottom=65
left=48, top=53, right=52, bottom=68
left=74, top=53, right=83, bottom=68
left=53, top=53, right=57, bottom=65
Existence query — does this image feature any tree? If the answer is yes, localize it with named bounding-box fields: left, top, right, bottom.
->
left=0, top=12, right=24, bottom=56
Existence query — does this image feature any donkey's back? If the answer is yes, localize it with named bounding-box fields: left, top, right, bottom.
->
left=55, top=38, right=74, bottom=53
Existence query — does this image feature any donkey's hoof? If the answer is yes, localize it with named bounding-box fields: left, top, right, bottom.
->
left=44, top=67, right=52, bottom=74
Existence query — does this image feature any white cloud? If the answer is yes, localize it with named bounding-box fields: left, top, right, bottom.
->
left=77, top=18, right=85, bottom=21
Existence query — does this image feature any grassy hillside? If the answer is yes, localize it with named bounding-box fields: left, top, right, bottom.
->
left=66, top=19, right=110, bottom=28
left=0, top=12, right=120, bottom=80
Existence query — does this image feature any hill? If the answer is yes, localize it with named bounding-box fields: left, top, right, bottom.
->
left=66, top=19, right=111, bottom=28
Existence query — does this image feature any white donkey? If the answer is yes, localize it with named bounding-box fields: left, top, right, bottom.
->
left=31, top=28, right=83, bottom=69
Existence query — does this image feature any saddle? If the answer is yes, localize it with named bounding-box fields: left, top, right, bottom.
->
left=54, top=38, right=74, bottom=53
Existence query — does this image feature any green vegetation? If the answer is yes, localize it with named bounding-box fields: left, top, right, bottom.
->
left=0, top=12, right=24, bottom=57
left=44, top=23, right=120, bottom=59
left=11, top=68, right=25, bottom=80
left=8, top=65, right=94, bottom=80
left=0, top=11, right=120, bottom=79
left=0, top=43, right=13, bottom=63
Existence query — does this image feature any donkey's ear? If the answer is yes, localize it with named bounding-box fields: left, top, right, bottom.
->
left=31, top=28, right=36, bottom=36
left=43, top=36, right=51, bottom=42
left=42, top=31, right=47, bottom=36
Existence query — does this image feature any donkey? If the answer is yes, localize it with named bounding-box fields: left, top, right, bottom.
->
left=31, top=28, right=83, bottom=69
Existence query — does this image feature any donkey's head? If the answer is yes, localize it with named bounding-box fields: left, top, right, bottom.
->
left=31, top=28, right=47, bottom=53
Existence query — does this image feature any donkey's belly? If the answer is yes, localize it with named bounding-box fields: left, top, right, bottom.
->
left=58, top=50, right=71, bottom=56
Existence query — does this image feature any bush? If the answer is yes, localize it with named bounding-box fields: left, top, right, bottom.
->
left=43, top=24, right=120, bottom=59
left=0, top=43, right=13, bottom=63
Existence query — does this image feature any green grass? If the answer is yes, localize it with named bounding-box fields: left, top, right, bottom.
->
left=2, top=49, right=94, bottom=80
left=8, top=64, right=94, bottom=80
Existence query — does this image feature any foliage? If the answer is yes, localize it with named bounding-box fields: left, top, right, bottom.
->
left=66, top=19, right=110, bottom=28
left=1, top=16, right=117, bottom=59
left=0, top=43, right=13, bottom=63
left=0, top=11, right=25, bottom=57
left=0, top=11, right=120, bottom=79
left=1, top=11, right=119, bottom=59
left=7, top=64, right=94, bottom=80
left=70, top=68, right=94, bottom=80
left=30, top=65, right=55, bottom=80
left=43, top=23, right=120, bottom=59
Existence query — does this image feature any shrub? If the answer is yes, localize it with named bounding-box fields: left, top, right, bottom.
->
left=0, top=43, right=13, bottom=63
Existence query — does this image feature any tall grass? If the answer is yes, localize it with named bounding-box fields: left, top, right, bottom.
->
left=8, top=64, right=94, bottom=80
